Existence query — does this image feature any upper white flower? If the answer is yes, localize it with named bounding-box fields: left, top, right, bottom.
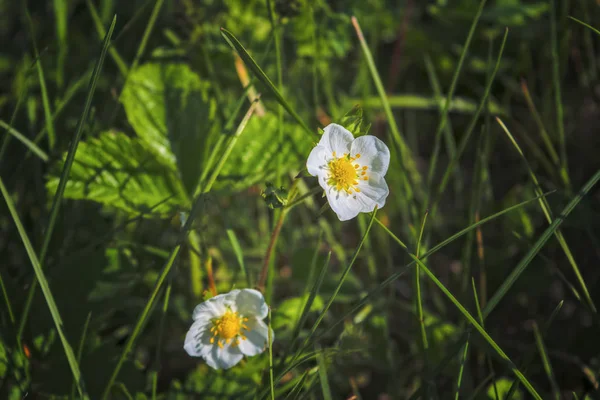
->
left=184, top=289, right=273, bottom=370
left=306, top=123, right=390, bottom=221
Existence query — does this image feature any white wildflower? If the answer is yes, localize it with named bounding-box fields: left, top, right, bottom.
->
left=184, top=289, right=273, bottom=370
left=306, top=123, right=390, bottom=221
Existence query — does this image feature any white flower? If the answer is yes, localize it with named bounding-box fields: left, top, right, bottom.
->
left=184, top=289, right=273, bottom=370
left=306, top=123, right=390, bottom=221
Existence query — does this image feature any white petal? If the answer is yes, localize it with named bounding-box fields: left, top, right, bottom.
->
left=356, top=172, right=389, bottom=209
left=231, top=289, right=268, bottom=319
left=325, top=190, right=363, bottom=221
left=192, top=296, right=227, bottom=321
left=350, top=135, right=390, bottom=175
left=184, top=320, right=213, bottom=357
left=319, top=124, right=353, bottom=155
left=306, top=145, right=329, bottom=177
left=203, top=342, right=244, bottom=370
left=238, top=318, right=272, bottom=357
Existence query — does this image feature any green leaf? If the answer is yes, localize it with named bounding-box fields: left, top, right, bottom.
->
left=336, top=105, right=371, bottom=137
left=121, top=62, right=220, bottom=194
left=46, top=131, right=185, bottom=217
left=217, top=114, right=311, bottom=190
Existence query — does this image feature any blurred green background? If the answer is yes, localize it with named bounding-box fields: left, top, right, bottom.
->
left=1, top=0, right=600, bottom=398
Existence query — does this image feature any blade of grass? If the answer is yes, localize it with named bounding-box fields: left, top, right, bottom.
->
left=424, top=54, right=461, bottom=197
left=568, top=15, right=600, bottom=36
left=317, top=191, right=554, bottom=340
left=29, top=66, right=93, bottom=152
left=53, top=0, right=68, bottom=87
left=283, top=370, right=309, bottom=400
left=404, top=254, right=541, bottom=399
left=425, top=0, right=488, bottom=194
left=295, top=209, right=378, bottom=358
left=101, top=99, right=261, bottom=399
left=353, top=94, right=506, bottom=115
left=0, top=267, right=14, bottom=325
left=265, top=0, right=284, bottom=189
left=496, top=117, right=596, bottom=312
left=432, top=28, right=509, bottom=211
left=151, top=274, right=172, bottom=400
left=105, top=0, right=164, bottom=127
left=226, top=229, right=250, bottom=287
left=415, top=210, right=429, bottom=356
left=351, top=16, right=422, bottom=199
left=86, top=0, right=128, bottom=76
left=25, top=8, right=56, bottom=150
left=316, top=344, right=333, bottom=400
left=411, top=171, right=600, bottom=396
left=551, top=0, right=570, bottom=190
left=472, top=279, right=498, bottom=400
left=0, top=177, right=87, bottom=398
left=454, top=335, right=470, bottom=400
left=220, top=28, right=313, bottom=137
left=70, top=312, right=92, bottom=400
left=504, top=302, right=564, bottom=400
left=287, top=251, right=331, bottom=358
left=0, top=59, right=34, bottom=163
left=460, top=129, right=486, bottom=293
left=532, top=322, right=560, bottom=399
left=17, top=15, right=116, bottom=345
left=0, top=120, right=49, bottom=162
left=520, top=79, right=560, bottom=166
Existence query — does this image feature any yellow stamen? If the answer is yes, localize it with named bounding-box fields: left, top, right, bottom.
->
left=210, top=309, right=252, bottom=348
left=327, top=153, right=368, bottom=194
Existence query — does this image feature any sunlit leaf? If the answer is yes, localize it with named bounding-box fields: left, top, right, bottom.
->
left=217, top=113, right=311, bottom=190
left=121, top=62, right=220, bottom=194
left=46, top=131, right=185, bottom=217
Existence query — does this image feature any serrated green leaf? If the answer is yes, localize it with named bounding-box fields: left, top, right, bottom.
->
left=217, top=113, right=311, bottom=190
left=121, top=62, right=220, bottom=194
left=46, top=131, right=185, bottom=217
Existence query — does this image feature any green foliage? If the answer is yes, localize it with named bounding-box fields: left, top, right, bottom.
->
left=261, top=182, right=289, bottom=209
left=2, top=0, right=600, bottom=399
left=217, top=113, right=311, bottom=189
left=121, top=62, right=220, bottom=194
left=337, top=105, right=371, bottom=137
left=47, top=131, right=183, bottom=217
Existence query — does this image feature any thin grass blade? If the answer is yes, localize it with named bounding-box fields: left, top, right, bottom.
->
left=25, top=9, right=56, bottom=149
left=316, top=344, right=333, bottom=400
left=17, top=15, right=117, bottom=344
left=220, top=28, right=313, bottom=137
left=0, top=177, right=87, bottom=398
left=406, top=254, right=541, bottom=399
left=0, top=120, right=49, bottom=162
left=532, top=322, right=560, bottom=399
left=496, top=117, right=596, bottom=312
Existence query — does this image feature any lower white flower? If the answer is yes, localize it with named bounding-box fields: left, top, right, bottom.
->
left=184, top=289, right=273, bottom=370
left=306, top=123, right=390, bottom=221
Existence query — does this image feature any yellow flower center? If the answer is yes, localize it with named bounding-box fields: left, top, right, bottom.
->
left=327, top=152, right=368, bottom=194
left=210, top=309, right=249, bottom=348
